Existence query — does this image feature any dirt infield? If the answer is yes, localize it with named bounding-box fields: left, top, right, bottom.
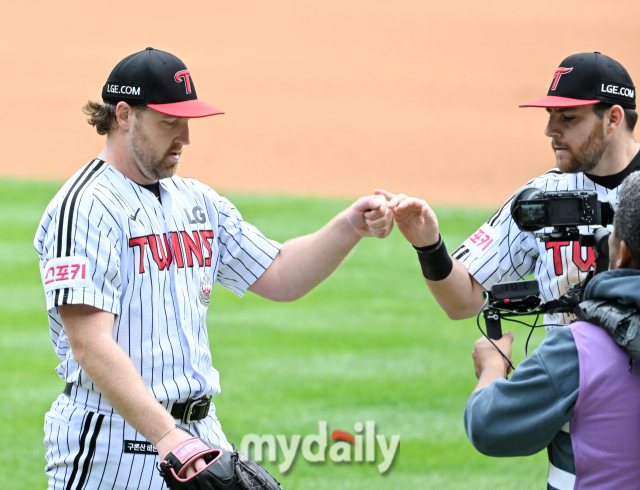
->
left=3, top=1, right=640, bottom=206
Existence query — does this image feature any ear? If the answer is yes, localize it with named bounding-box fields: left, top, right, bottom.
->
left=605, top=105, right=625, bottom=134
left=618, top=240, right=637, bottom=269
left=115, top=102, right=134, bottom=131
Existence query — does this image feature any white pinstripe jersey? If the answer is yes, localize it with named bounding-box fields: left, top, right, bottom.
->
left=34, top=159, right=281, bottom=409
left=453, top=168, right=627, bottom=326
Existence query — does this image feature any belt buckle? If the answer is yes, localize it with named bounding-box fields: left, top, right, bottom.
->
left=182, top=396, right=211, bottom=425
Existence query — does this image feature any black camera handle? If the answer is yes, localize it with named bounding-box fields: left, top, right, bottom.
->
left=483, top=307, right=503, bottom=340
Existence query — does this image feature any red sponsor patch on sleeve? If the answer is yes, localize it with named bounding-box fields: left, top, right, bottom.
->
left=462, top=223, right=499, bottom=259
left=43, top=256, right=91, bottom=293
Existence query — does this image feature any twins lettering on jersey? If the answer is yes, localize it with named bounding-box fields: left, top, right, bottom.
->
left=546, top=241, right=595, bottom=275
left=129, top=229, right=214, bottom=273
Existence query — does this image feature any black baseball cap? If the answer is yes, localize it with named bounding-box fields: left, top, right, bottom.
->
left=102, top=47, right=224, bottom=118
left=520, top=52, right=636, bottom=109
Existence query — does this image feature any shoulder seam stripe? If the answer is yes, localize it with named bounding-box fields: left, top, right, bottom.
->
left=55, top=159, right=106, bottom=306
left=56, top=160, right=97, bottom=259
left=65, top=160, right=106, bottom=257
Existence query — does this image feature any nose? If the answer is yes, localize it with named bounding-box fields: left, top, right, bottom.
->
left=544, top=113, right=561, bottom=138
left=177, top=119, right=191, bottom=146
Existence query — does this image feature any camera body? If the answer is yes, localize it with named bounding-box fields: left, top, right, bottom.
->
left=482, top=187, right=616, bottom=339
left=513, top=188, right=611, bottom=232
left=510, top=187, right=614, bottom=271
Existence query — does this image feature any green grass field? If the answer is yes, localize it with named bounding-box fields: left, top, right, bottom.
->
left=0, top=179, right=548, bottom=489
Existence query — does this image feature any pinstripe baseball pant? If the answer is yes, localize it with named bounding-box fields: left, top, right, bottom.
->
left=44, top=391, right=230, bottom=490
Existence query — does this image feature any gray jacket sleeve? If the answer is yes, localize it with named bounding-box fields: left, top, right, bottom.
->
left=464, top=327, right=579, bottom=457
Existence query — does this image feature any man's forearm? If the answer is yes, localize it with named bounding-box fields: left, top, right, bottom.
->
left=425, top=259, right=486, bottom=320
left=249, top=210, right=362, bottom=301
left=59, top=305, right=180, bottom=457
left=473, top=365, right=507, bottom=393
left=75, top=333, right=176, bottom=443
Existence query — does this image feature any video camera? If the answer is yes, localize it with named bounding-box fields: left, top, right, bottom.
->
left=482, top=187, right=616, bottom=340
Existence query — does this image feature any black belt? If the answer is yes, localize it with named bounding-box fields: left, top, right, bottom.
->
left=63, top=383, right=211, bottom=425
left=170, top=396, right=212, bottom=424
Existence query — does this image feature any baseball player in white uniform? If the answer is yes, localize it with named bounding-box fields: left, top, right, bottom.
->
left=379, top=52, right=640, bottom=326
left=35, top=47, right=394, bottom=490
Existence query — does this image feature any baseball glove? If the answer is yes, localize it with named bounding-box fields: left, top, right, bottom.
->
left=158, top=437, right=285, bottom=490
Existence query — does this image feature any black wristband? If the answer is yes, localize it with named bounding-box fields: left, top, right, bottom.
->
left=413, top=235, right=453, bottom=281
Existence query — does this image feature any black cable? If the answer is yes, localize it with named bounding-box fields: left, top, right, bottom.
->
left=477, top=290, right=571, bottom=376
left=499, top=316, right=542, bottom=328
left=499, top=315, right=564, bottom=330
left=476, top=298, right=516, bottom=373
left=525, top=315, right=539, bottom=358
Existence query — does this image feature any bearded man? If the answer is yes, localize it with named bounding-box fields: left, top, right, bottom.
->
left=383, top=52, right=639, bottom=326
left=35, top=47, right=394, bottom=490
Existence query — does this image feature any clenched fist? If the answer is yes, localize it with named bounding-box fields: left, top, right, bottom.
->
left=346, top=194, right=394, bottom=238
left=374, top=189, right=440, bottom=247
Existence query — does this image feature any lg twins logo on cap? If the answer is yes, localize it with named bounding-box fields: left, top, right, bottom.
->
left=175, top=70, right=192, bottom=94
left=551, top=67, right=573, bottom=90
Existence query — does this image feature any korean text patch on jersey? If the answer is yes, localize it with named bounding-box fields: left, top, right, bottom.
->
left=42, top=256, right=91, bottom=293
left=462, top=223, right=499, bottom=259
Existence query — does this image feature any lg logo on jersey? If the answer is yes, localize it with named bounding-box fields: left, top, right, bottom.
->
left=185, top=206, right=206, bottom=224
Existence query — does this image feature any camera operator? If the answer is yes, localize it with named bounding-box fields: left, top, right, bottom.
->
left=464, top=171, right=640, bottom=489
left=381, top=52, right=639, bottom=326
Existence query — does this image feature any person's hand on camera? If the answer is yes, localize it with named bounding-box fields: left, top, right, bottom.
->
left=471, top=332, right=514, bottom=393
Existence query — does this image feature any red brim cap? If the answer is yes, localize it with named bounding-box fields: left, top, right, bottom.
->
left=147, top=99, right=224, bottom=118
left=519, top=96, right=600, bottom=108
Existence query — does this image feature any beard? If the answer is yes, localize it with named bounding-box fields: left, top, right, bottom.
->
left=552, top=120, right=608, bottom=174
left=129, top=120, right=181, bottom=181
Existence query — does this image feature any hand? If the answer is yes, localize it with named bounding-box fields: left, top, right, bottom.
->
left=346, top=194, right=394, bottom=238
left=374, top=189, right=439, bottom=247
left=156, top=427, right=207, bottom=478
left=472, top=332, right=514, bottom=379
